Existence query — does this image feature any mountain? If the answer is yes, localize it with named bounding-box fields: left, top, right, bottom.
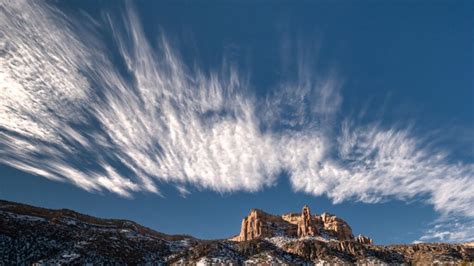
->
left=230, top=206, right=364, bottom=242
left=0, top=199, right=472, bottom=264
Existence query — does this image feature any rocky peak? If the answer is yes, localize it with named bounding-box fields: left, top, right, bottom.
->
left=232, top=205, right=362, bottom=242
left=297, top=205, right=319, bottom=237
left=231, top=209, right=296, bottom=241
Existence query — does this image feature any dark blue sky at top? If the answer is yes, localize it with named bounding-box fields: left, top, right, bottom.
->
left=99, top=0, right=472, bottom=159
left=1, top=0, right=472, bottom=244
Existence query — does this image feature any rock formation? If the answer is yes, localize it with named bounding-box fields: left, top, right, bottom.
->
left=297, top=205, right=319, bottom=237
left=319, top=212, right=354, bottom=240
left=233, top=209, right=268, bottom=241
left=355, top=234, right=373, bottom=245
left=231, top=209, right=297, bottom=241
left=232, top=205, right=358, bottom=242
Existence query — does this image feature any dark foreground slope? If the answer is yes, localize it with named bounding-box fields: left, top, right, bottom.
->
left=0, top=199, right=472, bottom=264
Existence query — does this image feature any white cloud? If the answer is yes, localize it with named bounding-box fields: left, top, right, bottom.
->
left=0, top=0, right=329, bottom=196
left=0, top=0, right=472, bottom=241
left=418, top=218, right=474, bottom=243
left=290, top=120, right=474, bottom=217
left=0, top=0, right=144, bottom=197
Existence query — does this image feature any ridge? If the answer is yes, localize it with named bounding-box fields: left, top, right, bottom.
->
left=0, top=199, right=472, bottom=264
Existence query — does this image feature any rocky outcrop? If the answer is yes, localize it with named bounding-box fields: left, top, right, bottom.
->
left=355, top=234, right=373, bottom=245
left=233, top=209, right=267, bottom=241
left=336, top=240, right=361, bottom=256
left=297, top=205, right=319, bottom=237
left=231, top=209, right=296, bottom=241
left=233, top=205, right=354, bottom=242
left=320, top=212, right=353, bottom=240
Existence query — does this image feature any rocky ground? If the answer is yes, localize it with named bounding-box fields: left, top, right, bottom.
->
left=0, top=199, right=472, bottom=264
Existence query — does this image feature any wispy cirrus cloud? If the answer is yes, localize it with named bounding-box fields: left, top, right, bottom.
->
left=416, top=218, right=474, bottom=243
left=0, top=0, right=472, bottom=241
left=1, top=0, right=328, bottom=196
left=317, top=120, right=473, bottom=217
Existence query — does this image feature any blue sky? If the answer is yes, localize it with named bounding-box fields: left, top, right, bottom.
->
left=1, top=0, right=473, bottom=244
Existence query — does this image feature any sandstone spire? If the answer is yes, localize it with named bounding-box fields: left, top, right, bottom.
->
left=297, top=205, right=318, bottom=237
left=235, top=209, right=265, bottom=241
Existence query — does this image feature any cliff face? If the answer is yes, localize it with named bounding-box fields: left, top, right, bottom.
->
left=0, top=199, right=472, bottom=265
left=232, top=209, right=297, bottom=241
left=319, top=212, right=354, bottom=240
left=297, top=205, right=319, bottom=237
left=232, top=205, right=357, bottom=242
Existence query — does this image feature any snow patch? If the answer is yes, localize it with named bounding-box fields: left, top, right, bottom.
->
left=1, top=211, right=46, bottom=222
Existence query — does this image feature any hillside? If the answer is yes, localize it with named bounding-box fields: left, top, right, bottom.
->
left=0, top=199, right=472, bottom=264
